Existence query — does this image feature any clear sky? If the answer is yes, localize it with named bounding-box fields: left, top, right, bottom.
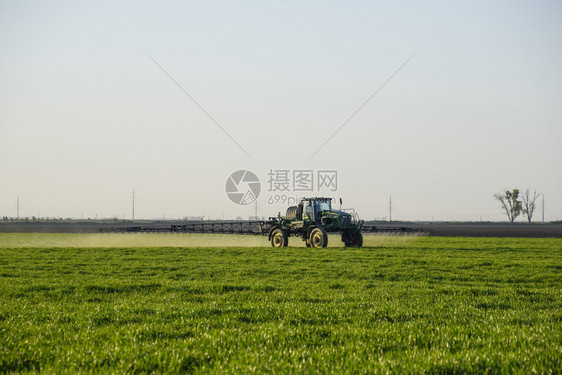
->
left=1, top=0, right=561, bottom=222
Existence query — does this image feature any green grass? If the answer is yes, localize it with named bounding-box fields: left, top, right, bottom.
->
left=0, top=235, right=561, bottom=373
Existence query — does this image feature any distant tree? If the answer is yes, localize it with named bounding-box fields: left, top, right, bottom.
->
left=521, top=188, right=541, bottom=223
left=494, top=189, right=522, bottom=223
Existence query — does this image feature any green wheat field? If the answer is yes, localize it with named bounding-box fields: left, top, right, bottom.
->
left=1, top=234, right=561, bottom=373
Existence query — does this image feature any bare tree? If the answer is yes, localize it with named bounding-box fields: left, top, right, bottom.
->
left=494, top=189, right=522, bottom=223
left=521, top=188, right=541, bottom=223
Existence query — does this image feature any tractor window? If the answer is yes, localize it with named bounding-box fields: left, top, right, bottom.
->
left=318, top=201, right=331, bottom=211
left=305, top=204, right=313, bottom=219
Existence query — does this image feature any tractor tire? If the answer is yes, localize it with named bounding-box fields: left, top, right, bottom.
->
left=285, top=206, right=298, bottom=220
left=342, top=230, right=353, bottom=246
left=353, top=231, right=363, bottom=248
left=309, top=227, right=328, bottom=248
left=271, top=228, right=289, bottom=248
left=344, top=231, right=363, bottom=248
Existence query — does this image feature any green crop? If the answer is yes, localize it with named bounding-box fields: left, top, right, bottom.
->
left=0, top=235, right=560, bottom=373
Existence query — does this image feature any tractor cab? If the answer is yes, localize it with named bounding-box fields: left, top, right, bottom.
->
left=302, top=197, right=332, bottom=223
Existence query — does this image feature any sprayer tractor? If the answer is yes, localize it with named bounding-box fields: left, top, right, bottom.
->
left=268, top=197, right=363, bottom=248
left=103, top=197, right=428, bottom=245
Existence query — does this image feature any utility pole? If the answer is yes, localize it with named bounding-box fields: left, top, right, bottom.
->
left=389, top=195, right=392, bottom=222
left=542, top=195, right=545, bottom=223
left=16, top=196, right=19, bottom=220
left=132, top=188, right=135, bottom=221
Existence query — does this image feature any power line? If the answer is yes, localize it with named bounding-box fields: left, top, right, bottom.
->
left=306, top=54, right=415, bottom=162
left=147, top=54, right=255, bottom=161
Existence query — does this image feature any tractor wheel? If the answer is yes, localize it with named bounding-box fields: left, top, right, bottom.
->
left=342, top=230, right=353, bottom=246
left=353, top=231, right=363, bottom=248
left=271, top=228, right=288, bottom=248
left=344, top=231, right=363, bottom=248
left=309, top=227, right=328, bottom=248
